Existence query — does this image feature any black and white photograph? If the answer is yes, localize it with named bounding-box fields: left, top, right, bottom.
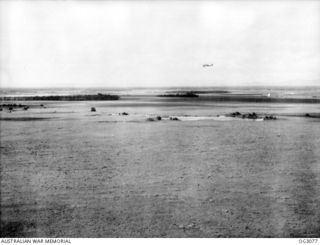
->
left=0, top=0, right=320, bottom=240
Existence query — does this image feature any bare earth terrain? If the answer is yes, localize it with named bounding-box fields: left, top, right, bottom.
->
left=1, top=99, right=320, bottom=237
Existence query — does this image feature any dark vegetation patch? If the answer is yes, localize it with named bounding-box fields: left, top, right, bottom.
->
left=225, top=112, right=277, bottom=120
left=0, top=104, right=30, bottom=111
left=159, top=95, right=320, bottom=103
left=180, top=90, right=230, bottom=94
left=0, top=117, right=52, bottom=121
left=0, top=93, right=120, bottom=101
left=158, top=92, right=199, bottom=98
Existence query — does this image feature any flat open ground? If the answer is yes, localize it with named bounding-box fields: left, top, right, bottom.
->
left=1, top=99, right=320, bottom=237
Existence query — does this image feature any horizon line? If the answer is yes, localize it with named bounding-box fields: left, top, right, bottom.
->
left=1, top=85, right=320, bottom=89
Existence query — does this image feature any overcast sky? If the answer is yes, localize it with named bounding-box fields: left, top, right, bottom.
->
left=0, top=0, right=319, bottom=88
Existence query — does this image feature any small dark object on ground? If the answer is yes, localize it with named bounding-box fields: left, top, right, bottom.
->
left=146, top=116, right=162, bottom=121
left=91, top=107, right=96, bottom=112
left=230, top=112, right=241, bottom=117
left=304, top=113, right=320, bottom=118
left=23, top=106, right=29, bottom=111
left=170, top=117, right=179, bottom=121
left=264, top=115, right=277, bottom=120
left=120, top=112, right=129, bottom=116
left=248, top=112, right=258, bottom=119
left=40, top=104, right=44, bottom=107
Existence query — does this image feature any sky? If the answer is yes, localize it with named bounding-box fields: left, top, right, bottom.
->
left=0, top=0, right=319, bottom=88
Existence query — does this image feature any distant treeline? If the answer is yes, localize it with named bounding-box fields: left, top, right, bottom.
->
left=158, top=92, right=199, bottom=98
left=182, top=90, right=230, bottom=94
left=0, top=93, right=120, bottom=101
left=158, top=90, right=229, bottom=97
left=159, top=94, right=320, bottom=103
